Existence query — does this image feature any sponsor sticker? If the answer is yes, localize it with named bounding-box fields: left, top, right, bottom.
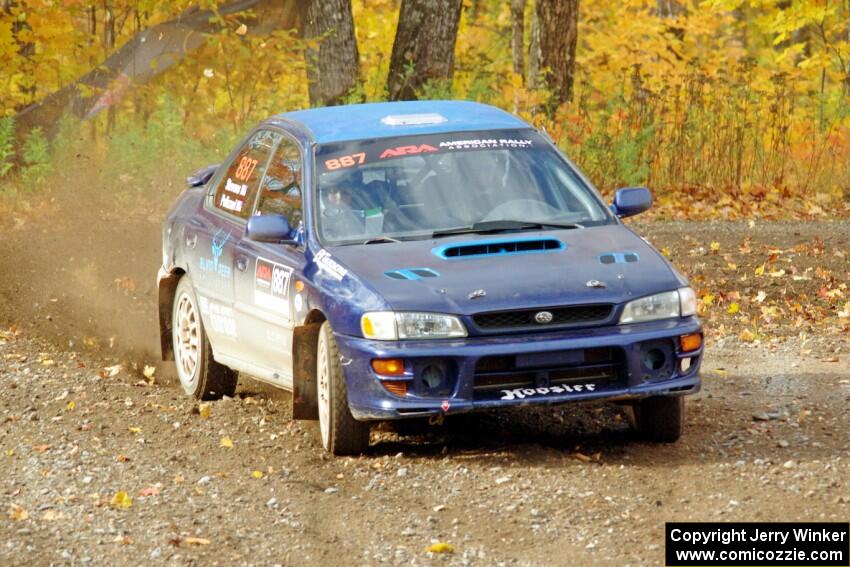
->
left=254, top=257, right=293, bottom=316
left=439, top=138, right=533, bottom=150
left=199, top=229, right=232, bottom=279
left=500, top=383, right=596, bottom=401
left=315, top=249, right=347, bottom=281
left=197, top=296, right=237, bottom=338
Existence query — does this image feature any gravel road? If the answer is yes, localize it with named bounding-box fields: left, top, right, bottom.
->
left=0, top=212, right=848, bottom=566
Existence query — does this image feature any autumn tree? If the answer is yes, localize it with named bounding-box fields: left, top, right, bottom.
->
left=387, top=0, right=463, bottom=101
left=529, top=0, right=579, bottom=111
left=298, top=0, right=360, bottom=106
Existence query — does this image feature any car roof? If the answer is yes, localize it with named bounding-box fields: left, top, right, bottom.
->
left=274, top=100, right=531, bottom=144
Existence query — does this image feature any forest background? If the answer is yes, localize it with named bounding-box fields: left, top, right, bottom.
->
left=1, top=0, right=849, bottom=220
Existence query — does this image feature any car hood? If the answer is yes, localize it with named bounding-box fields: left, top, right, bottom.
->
left=327, top=225, right=686, bottom=315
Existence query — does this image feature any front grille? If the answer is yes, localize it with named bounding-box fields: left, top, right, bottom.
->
left=472, top=304, right=613, bottom=331
left=473, top=347, right=623, bottom=398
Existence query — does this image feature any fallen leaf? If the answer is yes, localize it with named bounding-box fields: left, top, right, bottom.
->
left=8, top=504, right=28, bottom=521
left=754, top=265, right=765, bottom=276
left=32, top=444, right=50, bottom=453
left=710, top=241, right=720, bottom=253
left=138, top=486, right=160, bottom=497
left=128, top=427, right=141, bottom=434
left=185, top=537, right=211, bottom=546
left=822, top=356, right=839, bottom=363
left=740, top=329, right=755, bottom=342
left=220, top=436, right=233, bottom=448
left=198, top=403, right=211, bottom=419
left=104, top=365, right=122, bottom=377
left=67, top=400, right=75, bottom=411
left=714, top=368, right=729, bottom=378
left=426, top=542, right=454, bottom=554
left=755, top=291, right=767, bottom=303
left=115, top=454, right=130, bottom=462
left=110, top=491, right=133, bottom=509
left=251, top=470, right=264, bottom=479
left=235, top=23, right=247, bottom=35
left=571, top=452, right=593, bottom=463
left=143, top=365, right=156, bottom=379
left=42, top=509, right=62, bottom=521
left=41, top=358, right=55, bottom=366
left=727, top=303, right=740, bottom=314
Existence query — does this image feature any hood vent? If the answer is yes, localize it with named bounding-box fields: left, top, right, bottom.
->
left=384, top=268, right=440, bottom=280
left=434, top=237, right=564, bottom=260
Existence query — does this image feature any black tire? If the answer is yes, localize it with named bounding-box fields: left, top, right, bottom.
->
left=172, top=276, right=238, bottom=400
left=633, top=396, right=684, bottom=442
left=317, top=321, right=370, bottom=455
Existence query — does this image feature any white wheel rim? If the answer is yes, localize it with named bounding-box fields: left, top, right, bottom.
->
left=317, top=331, right=331, bottom=449
left=174, top=291, right=200, bottom=393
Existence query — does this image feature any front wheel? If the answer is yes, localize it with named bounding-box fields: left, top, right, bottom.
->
left=316, top=321, right=370, bottom=455
left=632, top=396, right=684, bottom=443
left=172, top=276, right=238, bottom=400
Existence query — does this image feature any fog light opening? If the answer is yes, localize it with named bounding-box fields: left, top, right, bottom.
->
left=643, top=348, right=666, bottom=371
left=419, top=365, right=446, bottom=390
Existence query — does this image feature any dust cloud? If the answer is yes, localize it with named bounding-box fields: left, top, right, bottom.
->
left=0, top=147, right=184, bottom=371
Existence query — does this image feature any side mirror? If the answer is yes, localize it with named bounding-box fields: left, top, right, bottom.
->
left=246, top=215, right=297, bottom=244
left=186, top=164, right=220, bottom=187
left=612, top=187, right=652, bottom=218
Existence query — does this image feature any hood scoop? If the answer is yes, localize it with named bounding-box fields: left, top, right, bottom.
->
left=384, top=268, right=440, bottom=280
left=434, top=237, right=564, bottom=260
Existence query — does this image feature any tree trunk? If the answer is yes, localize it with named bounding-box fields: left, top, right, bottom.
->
left=511, top=0, right=526, bottom=78
left=387, top=0, right=463, bottom=101
left=298, top=0, right=360, bottom=107
left=527, top=7, right=540, bottom=89
left=14, top=0, right=297, bottom=137
left=536, top=0, right=579, bottom=110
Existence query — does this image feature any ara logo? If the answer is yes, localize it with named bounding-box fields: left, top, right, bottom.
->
left=199, top=229, right=232, bottom=279
left=379, top=144, right=438, bottom=159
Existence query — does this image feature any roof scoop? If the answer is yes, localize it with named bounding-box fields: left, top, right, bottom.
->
left=381, top=113, right=448, bottom=126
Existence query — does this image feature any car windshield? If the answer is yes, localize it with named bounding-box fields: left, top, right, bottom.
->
left=314, top=129, right=613, bottom=245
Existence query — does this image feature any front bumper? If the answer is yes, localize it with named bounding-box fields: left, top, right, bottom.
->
left=335, top=317, right=703, bottom=420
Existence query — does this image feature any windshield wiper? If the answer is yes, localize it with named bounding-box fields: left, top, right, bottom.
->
left=363, top=236, right=402, bottom=245
left=432, top=219, right=583, bottom=238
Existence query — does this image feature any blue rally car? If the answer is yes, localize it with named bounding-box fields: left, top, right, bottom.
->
left=158, top=101, right=703, bottom=454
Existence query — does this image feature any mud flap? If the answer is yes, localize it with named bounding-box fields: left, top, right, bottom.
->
left=292, top=323, right=321, bottom=420
left=157, top=269, right=181, bottom=361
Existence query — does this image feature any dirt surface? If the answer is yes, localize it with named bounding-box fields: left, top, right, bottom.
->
left=0, top=200, right=848, bottom=565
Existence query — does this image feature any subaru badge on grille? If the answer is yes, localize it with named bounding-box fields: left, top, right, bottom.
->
left=534, top=311, right=554, bottom=324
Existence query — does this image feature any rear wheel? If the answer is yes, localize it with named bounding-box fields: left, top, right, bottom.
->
left=172, top=276, right=238, bottom=400
left=317, top=321, right=370, bottom=455
left=632, top=396, right=684, bottom=442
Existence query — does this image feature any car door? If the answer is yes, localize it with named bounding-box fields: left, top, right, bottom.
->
left=232, top=131, right=306, bottom=388
left=191, top=129, right=277, bottom=360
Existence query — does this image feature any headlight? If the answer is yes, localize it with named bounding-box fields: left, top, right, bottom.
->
left=620, top=287, right=695, bottom=324
left=361, top=312, right=467, bottom=340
